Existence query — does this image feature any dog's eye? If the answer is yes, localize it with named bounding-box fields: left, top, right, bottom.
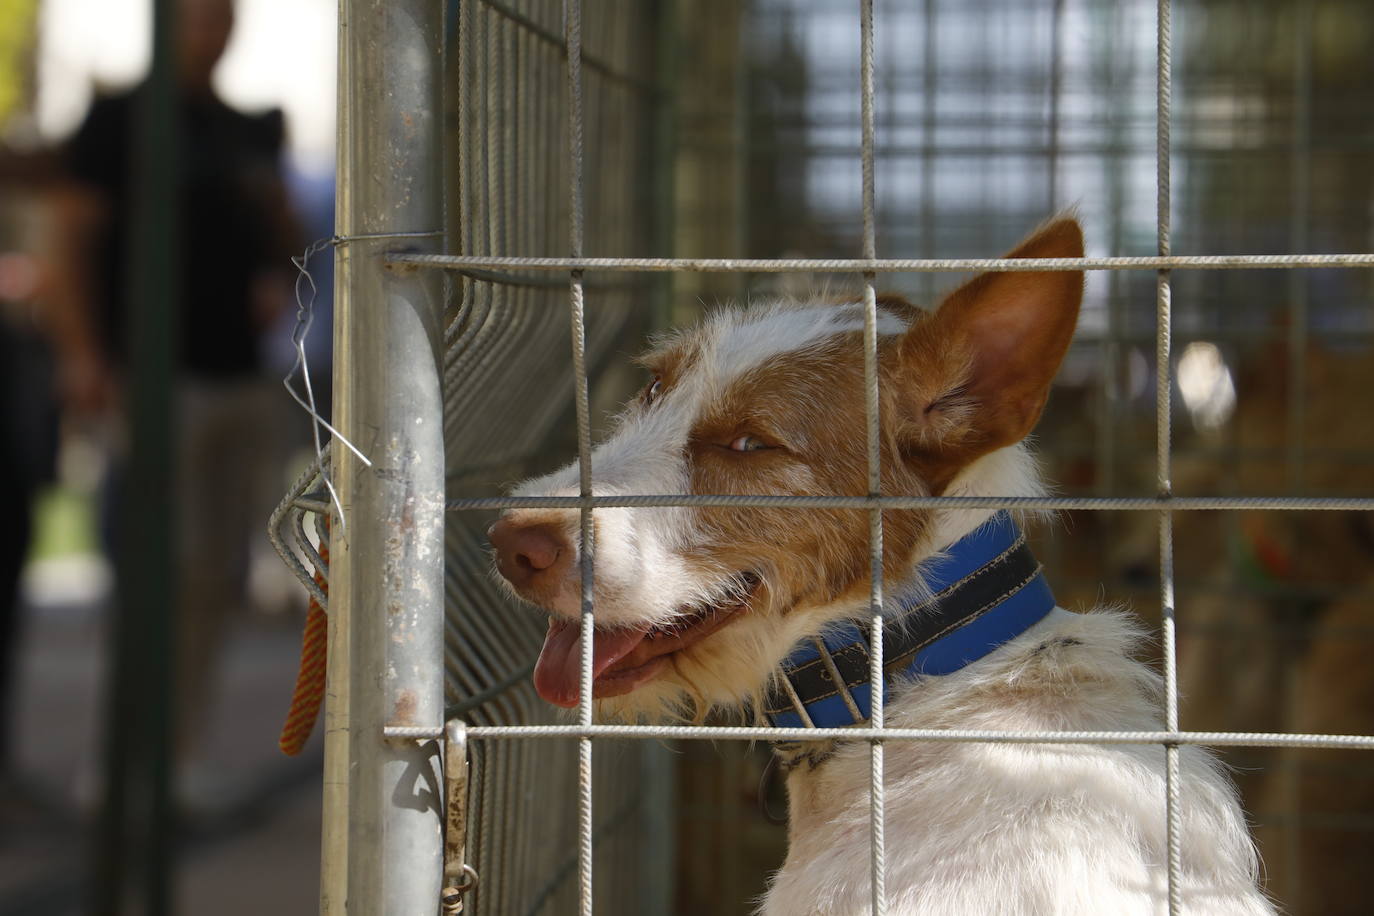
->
left=644, top=376, right=663, bottom=405
left=729, top=435, right=769, bottom=452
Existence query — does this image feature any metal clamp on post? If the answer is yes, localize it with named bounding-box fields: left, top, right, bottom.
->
left=440, top=720, right=477, bottom=913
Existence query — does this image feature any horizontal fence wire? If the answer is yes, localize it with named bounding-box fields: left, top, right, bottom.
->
left=449, top=495, right=1374, bottom=511
left=386, top=724, right=1374, bottom=749
left=390, top=252, right=1374, bottom=273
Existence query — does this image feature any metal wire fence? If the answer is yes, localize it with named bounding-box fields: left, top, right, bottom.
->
left=281, top=0, right=1374, bottom=913
left=439, top=1, right=666, bottom=913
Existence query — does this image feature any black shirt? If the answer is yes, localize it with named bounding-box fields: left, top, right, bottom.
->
left=66, top=87, right=286, bottom=378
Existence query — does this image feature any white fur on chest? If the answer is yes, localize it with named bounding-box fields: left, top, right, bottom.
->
left=763, top=609, right=1275, bottom=916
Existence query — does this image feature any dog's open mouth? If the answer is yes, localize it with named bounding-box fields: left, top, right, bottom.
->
left=533, top=572, right=760, bottom=707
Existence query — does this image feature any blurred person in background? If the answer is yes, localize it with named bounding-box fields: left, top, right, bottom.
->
left=0, top=156, right=115, bottom=822
left=56, top=0, right=300, bottom=801
left=0, top=2, right=118, bottom=807
left=0, top=194, right=60, bottom=801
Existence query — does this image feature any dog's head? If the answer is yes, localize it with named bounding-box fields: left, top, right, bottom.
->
left=489, top=218, right=1083, bottom=719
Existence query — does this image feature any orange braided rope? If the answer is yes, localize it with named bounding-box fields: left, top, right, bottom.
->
left=279, top=526, right=329, bottom=756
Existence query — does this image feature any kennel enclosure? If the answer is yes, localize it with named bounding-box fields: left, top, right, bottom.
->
left=268, top=1, right=1374, bottom=913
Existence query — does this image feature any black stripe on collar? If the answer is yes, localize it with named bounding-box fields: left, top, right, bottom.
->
left=763, top=512, right=1056, bottom=730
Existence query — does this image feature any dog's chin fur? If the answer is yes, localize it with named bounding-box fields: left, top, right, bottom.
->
left=591, top=588, right=869, bottom=724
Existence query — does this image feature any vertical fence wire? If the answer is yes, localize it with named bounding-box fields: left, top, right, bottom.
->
left=1285, top=0, right=1312, bottom=499
left=858, top=3, right=887, bottom=912
left=919, top=0, right=936, bottom=305
left=1096, top=0, right=1125, bottom=502
left=564, top=2, right=595, bottom=914
left=1046, top=0, right=1063, bottom=209
left=1155, top=0, right=1182, bottom=913
left=1281, top=3, right=1315, bottom=898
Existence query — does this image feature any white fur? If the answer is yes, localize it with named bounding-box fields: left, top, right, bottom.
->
left=769, top=609, right=1271, bottom=916
left=708, top=299, right=907, bottom=383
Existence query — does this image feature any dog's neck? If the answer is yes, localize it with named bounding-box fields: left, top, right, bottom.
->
left=766, top=444, right=1055, bottom=768
left=921, top=443, right=1048, bottom=557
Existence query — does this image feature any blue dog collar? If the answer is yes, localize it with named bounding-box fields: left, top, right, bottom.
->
left=763, top=512, right=1056, bottom=729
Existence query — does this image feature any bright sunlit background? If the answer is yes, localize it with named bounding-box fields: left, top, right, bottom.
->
left=36, top=0, right=336, bottom=175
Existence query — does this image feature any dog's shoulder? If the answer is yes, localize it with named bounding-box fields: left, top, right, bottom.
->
left=765, top=608, right=1276, bottom=916
left=881, top=606, right=1163, bottom=732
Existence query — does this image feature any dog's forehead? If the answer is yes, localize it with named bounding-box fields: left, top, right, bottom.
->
left=644, top=300, right=909, bottom=391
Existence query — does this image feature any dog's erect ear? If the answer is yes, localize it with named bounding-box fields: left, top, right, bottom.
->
left=895, top=218, right=1084, bottom=479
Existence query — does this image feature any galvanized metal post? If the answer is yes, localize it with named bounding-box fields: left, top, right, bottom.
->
left=321, top=0, right=447, bottom=913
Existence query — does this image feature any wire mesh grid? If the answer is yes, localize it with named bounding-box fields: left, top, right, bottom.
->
left=437, top=1, right=668, bottom=913
left=399, top=0, right=1374, bottom=914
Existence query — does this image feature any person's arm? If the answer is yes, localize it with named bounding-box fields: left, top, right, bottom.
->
left=42, top=95, right=125, bottom=414
left=40, top=180, right=118, bottom=414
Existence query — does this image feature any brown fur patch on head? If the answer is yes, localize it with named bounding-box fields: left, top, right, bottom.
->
left=680, top=334, right=935, bottom=620
left=635, top=330, right=700, bottom=405
left=667, top=218, right=1083, bottom=626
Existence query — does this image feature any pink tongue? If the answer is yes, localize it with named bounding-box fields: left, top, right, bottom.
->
left=534, top=619, right=650, bottom=707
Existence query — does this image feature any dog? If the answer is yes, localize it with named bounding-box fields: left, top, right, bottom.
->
left=489, top=218, right=1275, bottom=915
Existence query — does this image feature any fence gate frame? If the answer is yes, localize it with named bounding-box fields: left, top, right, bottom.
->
left=321, top=0, right=448, bottom=912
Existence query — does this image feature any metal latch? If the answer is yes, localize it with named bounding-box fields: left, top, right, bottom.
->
left=440, top=719, right=477, bottom=914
